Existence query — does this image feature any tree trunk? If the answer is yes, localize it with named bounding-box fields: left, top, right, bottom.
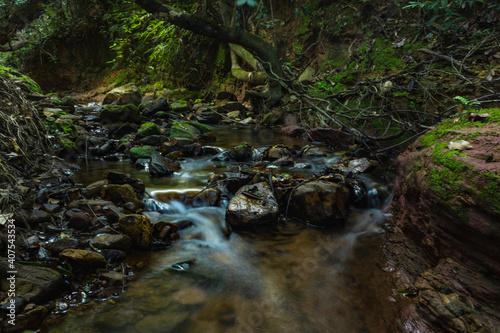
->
left=129, top=0, right=283, bottom=106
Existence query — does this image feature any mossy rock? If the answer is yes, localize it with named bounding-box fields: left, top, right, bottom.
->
left=129, top=145, right=157, bottom=160
left=155, top=111, right=170, bottom=119
left=185, top=121, right=212, bottom=134
left=169, top=122, right=201, bottom=140
left=100, top=104, right=141, bottom=123
left=136, top=122, right=161, bottom=140
left=170, top=101, right=189, bottom=112
left=118, top=214, right=153, bottom=249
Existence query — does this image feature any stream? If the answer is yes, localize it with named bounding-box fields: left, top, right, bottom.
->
left=51, top=114, right=404, bottom=332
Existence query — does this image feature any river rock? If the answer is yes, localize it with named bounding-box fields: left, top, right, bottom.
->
left=60, top=249, right=107, bottom=268
left=68, top=211, right=92, bottom=230
left=107, top=171, right=145, bottom=193
left=169, top=122, right=201, bottom=140
left=142, top=97, right=170, bottom=117
left=196, top=106, right=222, bottom=124
left=91, top=234, right=132, bottom=252
left=86, top=179, right=109, bottom=198
left=110, top=122, right=137, bottom=137
left=129, top=145, right=157, bottom=161
left=101, top=184, right=144, bottom=211
left=0, top=260, right=65, bottom=303
left=161, top=138, right=201, bottom=156
left=386, top=110, right=500, bottom=332
left=149, top=154, right=181, bottom=177
left=100, top=104, right=141, bottom=124
left=103, top=83, right=142, bottom=106
left=191, top=188, right=220, bottom=207
left=67, top=199, right=114, bottom=215
left=226, top=182, right=279, bottom=227
left=264, top=146, right=292, bottom=161
left=118, top=214, right=153, bottom=249
left=135, top=122, right=161, bottom=140
left=289, top=181, right=350, bottom=227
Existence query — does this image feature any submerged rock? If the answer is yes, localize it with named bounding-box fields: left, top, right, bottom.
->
left=289, top=181, right=350, bottom=227
left=226, top=182, right=279, bottom=227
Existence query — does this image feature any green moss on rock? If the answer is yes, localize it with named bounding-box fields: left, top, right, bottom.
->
left=136, top=122, right=161, bottom=140
left=129, top=145, right=156, bottom=160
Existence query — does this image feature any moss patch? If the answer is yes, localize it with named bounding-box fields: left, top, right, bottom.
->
left=136, top=122, right=161, bottom=140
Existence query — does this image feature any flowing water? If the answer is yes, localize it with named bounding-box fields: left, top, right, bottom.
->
left=53, top=122, right=403, bottom=332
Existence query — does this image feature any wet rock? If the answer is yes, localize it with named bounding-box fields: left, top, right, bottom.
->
left=107, top=171, right=145, bottom=193
left=289, top=181, right=350, bottom=227
left=14, top=209, right=51, bottom=225
left=301, top=146, right=327, bottom=158
left=191, top=188, right=221, bottom=207
left=347, top=177, right=368, bottom=208
left=150, top=154, right=181, bottom=177
left=47, top=239, right=79, bottom=255
left=118, top=214, right=153, bottom=249
left=60, top=249, right=107, bottom=268
left=91, top=234, right=132, bottom=252
left=103, top=83, right=142, bottom=106
left=135, top=122, right=161, bottom=140
left=42, top=203, right=61, bottom=213
left=134, top=158, right=150, bottom=170
left=154, top=111, right=170, bottom=119
left=215, top=143, right=254, bottom=162
left=226, top=182, right=279, bottom=227
left=140, top=134, right=167, bottom=146
left=0, top=261, right=65, bottom=303
left=101, top=184, right=144, bottom=211
left=100, top=249, right=127, bottom=264
left=331, top=158, right=379, bottom=174
left=86, top=179, right=109, bottom=198
left=169, top=122, right=201, bottom=140
left=0, top=296, right=26, bottom=314
left=142, top=97, right=170, bottom=117
left=68, top=211, right=92, bottom=230
left=264, top=146, right=292, bottom=161
left=129, top=145, right=157, bottom=161
left=214, top=172, right=253, bottom=194
left=308, top=128, right=353, bottom=149
left=161, top=138, right=201, bottom=156
left=100, top=104, right=141, bottom=124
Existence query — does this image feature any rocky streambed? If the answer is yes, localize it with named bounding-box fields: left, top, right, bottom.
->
left=0, top=84, right=401, bottom=332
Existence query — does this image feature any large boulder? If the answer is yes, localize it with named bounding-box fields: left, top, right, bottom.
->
left=386, top=109, right=500, bottom=332
left=100, top=104, right=141, bottom=123
left=0, top=261, right=65, bottom=303
left=103, top=83, right=142, bottom=106
left=289, top=181, right=350, bottom=227
left=226, top=182, right=279, bottom=227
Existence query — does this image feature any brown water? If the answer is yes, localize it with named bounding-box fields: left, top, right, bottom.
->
left=53, top=126, right=404, bottom=333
